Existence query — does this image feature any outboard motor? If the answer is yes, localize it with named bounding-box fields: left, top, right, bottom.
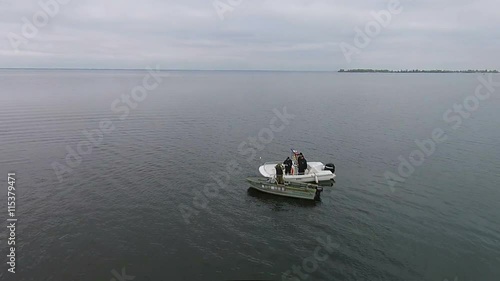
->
left=314, top=186, right=323, bottom=201
left=324, top=163, right=335, bottom=174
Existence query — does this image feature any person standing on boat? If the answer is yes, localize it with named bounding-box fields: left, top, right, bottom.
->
left=298, top=153, right=307, bottom=175
left=283, top=157, right=293, bottom=175
left=302, top=154, right=308, bottom=174
left=275, top=163, right=284, bottom=184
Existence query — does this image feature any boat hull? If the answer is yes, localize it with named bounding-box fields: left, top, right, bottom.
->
left=246, top=177, right=322, bottom=201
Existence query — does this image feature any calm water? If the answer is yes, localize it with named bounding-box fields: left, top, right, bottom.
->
left=0, top=70, right=499, bottom=281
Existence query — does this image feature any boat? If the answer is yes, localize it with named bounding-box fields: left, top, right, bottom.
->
left=246, top=177, right=323, bottom=201
left=258, top=149, right=336, bottom=183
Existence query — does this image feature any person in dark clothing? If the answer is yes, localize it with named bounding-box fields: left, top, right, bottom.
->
left=298, top=153, right=307, bottom=175
left=297, top=155, right=304, bottom=174
left=275, top=163, right=284, bottom=184
left=283, top=157, right=293, bottom=175
left=302, top=155, right=307, bottom=173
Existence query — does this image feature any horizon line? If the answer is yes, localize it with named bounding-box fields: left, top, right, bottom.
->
left=0, top=67, right=498, bottom=72
left=0, top=67, right=339, bottom=72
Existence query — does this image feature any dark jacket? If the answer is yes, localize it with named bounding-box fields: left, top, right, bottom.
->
left=283, top=158, right=293, bottom=168
left=298, top=157, right=307, bottom=170
left=275, top=164, right=284, bottom=175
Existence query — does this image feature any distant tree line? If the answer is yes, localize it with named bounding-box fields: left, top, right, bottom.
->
left=338, top=69, right=499, bottom=73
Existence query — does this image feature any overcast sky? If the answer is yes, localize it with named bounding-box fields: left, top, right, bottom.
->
left=0, top=0, right=499, bottom=70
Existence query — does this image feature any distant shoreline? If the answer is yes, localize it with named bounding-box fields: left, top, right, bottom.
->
left=339, top=69, right=499, bottom=73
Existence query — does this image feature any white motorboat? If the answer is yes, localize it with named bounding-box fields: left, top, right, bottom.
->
left=258, top=150, right=336, bottom=184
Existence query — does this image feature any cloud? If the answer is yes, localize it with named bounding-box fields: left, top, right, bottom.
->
left=0, top=0, right=499, bottom=70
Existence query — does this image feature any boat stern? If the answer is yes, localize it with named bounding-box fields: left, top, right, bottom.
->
left=314, top=186, right=323, bottom=201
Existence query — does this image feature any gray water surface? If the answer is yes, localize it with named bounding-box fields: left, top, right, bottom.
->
left=0, top=70, right=499, bottom=281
